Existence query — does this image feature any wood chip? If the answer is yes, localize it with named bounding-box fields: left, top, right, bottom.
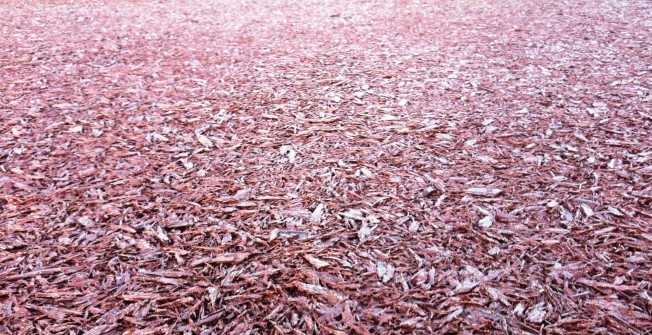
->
left=303, top=254, right=330, bottom=269
left=466, top=188, right=503, bottom=197
left=190, top=253, right=250, bottom=267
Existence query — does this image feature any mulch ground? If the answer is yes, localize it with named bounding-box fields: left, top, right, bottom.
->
left=1, top=0, right=651, bottom=334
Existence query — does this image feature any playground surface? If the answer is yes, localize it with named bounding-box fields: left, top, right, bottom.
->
left=1, top=0, right=651, bottom=333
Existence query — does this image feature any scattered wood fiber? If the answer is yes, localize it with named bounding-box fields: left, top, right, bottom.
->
left=1, top=0, right=651, bottom=334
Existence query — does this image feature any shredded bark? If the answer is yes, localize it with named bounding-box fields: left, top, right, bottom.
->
left=1, top=0, right=651, bottom=334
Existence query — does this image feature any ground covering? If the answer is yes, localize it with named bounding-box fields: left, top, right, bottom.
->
left=1, top=0, right=651, bottom=333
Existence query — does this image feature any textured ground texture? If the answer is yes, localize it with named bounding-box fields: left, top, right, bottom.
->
left=1, top=0, right=652, bottom=334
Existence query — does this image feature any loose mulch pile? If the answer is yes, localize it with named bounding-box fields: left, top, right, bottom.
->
left=1, top=0, right=651, bottom=334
